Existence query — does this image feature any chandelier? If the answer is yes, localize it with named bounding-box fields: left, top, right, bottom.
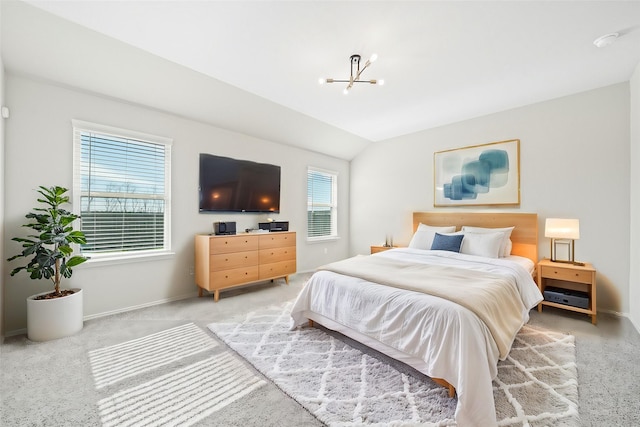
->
left=319, top=53, right=384, bottom=95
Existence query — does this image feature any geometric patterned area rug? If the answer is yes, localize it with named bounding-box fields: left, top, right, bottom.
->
left=89, top=323, right=265, bottom=427
left=208, top=301, right=579, bottom=427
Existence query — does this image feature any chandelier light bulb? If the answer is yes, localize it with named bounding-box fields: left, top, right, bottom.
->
left=378, top=79, right=385, bottom=86
left=318, top=78, right=325, bottom=85
left=369, top=53, right=378, bottom=63
left=593, top=33, right=619, bottom=48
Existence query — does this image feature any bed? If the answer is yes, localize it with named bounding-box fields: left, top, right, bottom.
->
left=290, top=212, right=542, bottom=427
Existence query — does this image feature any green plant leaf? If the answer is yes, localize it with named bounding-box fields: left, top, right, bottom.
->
left=58, top=245, right=73, bottom=256
left=66, top=256, right=87, bottom=267
left=7, top=186, right=86, bottom=289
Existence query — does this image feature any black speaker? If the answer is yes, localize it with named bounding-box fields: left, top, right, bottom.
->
left=214, top=221, right=237, bottom=235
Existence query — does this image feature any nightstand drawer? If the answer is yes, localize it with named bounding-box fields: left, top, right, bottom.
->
left=540, top=265, right=592, bottom=284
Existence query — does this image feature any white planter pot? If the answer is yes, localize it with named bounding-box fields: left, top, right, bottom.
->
left=26, top=288, right=83, bottom=341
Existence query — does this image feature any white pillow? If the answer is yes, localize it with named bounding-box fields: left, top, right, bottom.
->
left=504, top=239, right=513, bottom=257
left=461, top=226, right=514, bottom=257
left=408, top=223, right=456, bottom=250
left=459, top=231, right=504, bottom=258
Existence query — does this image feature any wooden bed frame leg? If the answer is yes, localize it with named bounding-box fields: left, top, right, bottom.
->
left=308, top=319, right=314, bottom=328
left=447, top=383, right=455, bottom=398
left=432, top=377, right=456, bottom=398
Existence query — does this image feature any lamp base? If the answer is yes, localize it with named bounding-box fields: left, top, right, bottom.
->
left=550, top=259, right=585, bottom=267
left=550, top=238, right=582, bottom=265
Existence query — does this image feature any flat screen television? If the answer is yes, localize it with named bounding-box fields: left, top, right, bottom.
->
left=199, top=153, right=281, bottom=213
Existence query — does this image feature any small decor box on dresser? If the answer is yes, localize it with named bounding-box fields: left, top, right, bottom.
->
left=195, top=231, right=296, bottom=301
left=537, top=258, right=597, bottom=324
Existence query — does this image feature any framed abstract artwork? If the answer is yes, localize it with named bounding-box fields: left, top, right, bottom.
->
left=434, top=139, right=520, bottom=207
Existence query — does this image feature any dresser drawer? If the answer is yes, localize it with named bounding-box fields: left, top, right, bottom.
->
left=259, top=260, right=296, bottom=279
left=211, top=266, right=259, bottom=289
left=258, top=232, right=295, bottom=249
left=259, top=246, right=295, bottom=264
left=540, top=265, right=592, bottom=284
left=210, top=235, right=259, bottom=254
left=210, top=251, right=258, bottom=271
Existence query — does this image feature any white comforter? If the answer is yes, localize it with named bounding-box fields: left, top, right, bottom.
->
left=290, top=248, right=543, bottom=427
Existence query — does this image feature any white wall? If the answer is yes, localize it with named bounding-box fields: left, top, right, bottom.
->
left=351, top=83, right=630, bottom=315
left=630, top=63, right=640, bottom=331
left=0, top=1, right=5, bottom=339
left=2, top=74, right=350, bottom=335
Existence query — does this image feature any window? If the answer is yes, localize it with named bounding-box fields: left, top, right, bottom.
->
left=72, top=120, right=172, bottom=260
left=307, top=167, right=338, bottom=240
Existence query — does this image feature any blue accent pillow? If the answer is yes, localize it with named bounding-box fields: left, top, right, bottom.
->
left=430, top=232, right=464, bottom=252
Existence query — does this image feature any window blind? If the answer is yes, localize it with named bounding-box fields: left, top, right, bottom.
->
left=307, top=167, right=337, bottom=239
left=72, top=120, right=172, bottom=257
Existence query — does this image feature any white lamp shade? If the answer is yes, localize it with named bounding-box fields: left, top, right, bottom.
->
left=545, top=218, right=580, bottom=239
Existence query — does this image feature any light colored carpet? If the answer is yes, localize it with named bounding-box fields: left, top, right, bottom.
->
left=89, top=322, right=265, bottom=427
left=208, top=301, right=579, bottom=427
left=89, top=323, right=219, bottom=389
left=4, top=275, right=637, bottom=426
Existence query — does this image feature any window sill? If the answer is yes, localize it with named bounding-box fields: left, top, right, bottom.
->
left=82, top=251, right=175, bottom=268
left=307, top=236, right=340, bottom=243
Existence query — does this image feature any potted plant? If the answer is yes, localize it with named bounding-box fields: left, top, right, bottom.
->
left=7, top=186, right=88, bottom=341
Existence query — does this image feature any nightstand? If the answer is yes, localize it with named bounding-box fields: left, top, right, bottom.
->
left=536, top=259, right=597, bottom=324
left=370, top=245, right=396, bottom=254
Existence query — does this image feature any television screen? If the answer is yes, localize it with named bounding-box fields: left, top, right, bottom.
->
left=199, top=153, right=281, bottom=213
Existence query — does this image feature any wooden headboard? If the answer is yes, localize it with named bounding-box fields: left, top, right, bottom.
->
left=412, top=212, right=538, bottom=264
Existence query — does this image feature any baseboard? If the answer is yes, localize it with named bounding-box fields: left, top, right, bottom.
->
left=83, top=291, right=200, bottom=321
left=597, top=308, right=640, bottom=336
left=628, top=315, right=640, bottom=336
left=3, top=327, right=27, bottom=339
left=598, top=308, right=628, bottom=318
left=3, top=291, right=199, bottom=339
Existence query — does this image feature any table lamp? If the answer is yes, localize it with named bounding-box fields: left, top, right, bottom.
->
left=544, top=218, right=583, bottom=265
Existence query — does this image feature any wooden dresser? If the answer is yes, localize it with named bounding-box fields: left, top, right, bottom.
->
left=195, top=231, right=296, bottom=301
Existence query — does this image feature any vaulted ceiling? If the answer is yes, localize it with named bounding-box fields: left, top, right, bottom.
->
left=2, top=1, right=639, bottom=160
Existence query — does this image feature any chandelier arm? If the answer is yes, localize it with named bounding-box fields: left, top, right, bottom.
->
left=326, top=80, right=375, bottom=84
left=322, top=54, right=380, bottom=91
left=354, top=60, right=371, bottom=82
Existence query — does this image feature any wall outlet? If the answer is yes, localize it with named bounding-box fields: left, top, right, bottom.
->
left=323, top=247, right=328, bottom=254
left=188, top=266, right=194, bottom=276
